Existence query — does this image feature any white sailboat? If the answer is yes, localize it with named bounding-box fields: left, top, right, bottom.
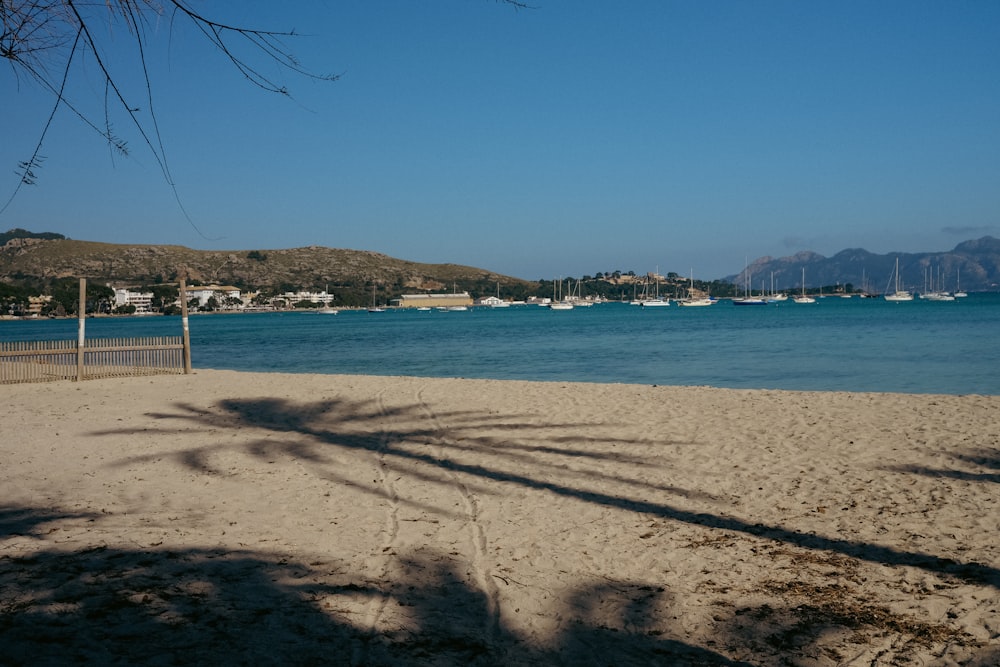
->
left=490, top=281, right=510, bottom=307
left=922, top=266, right=955, bottom=301
left=564, top=280, right=593, bottom=307
left=767, top=272, right=787, bottom=302
left=857, top=268, right=877, bottom=298
left=793, top=268, right=816, bottom=304
left=639, top=270, right=670, bottom=307
left=733, top=265, right=766, bottom=306
left=368, top=284, right=385, bottom=312
left=547, top=278, right=574, bottom=310
left=677, top=270, right=715, bottom=306
left=920, top=265, right=954, bottom=300
left=884, top=258, right=914, bottom=302
left=955, top=268, right=968, bottom=297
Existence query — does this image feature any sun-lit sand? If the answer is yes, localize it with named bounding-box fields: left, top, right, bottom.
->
left=2, top=370, right=999, bottom=665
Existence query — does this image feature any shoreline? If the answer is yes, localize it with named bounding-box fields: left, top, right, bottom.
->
left=3, top=370, right=999, bottom=664
left=5, top=298, right=1000, bottom=396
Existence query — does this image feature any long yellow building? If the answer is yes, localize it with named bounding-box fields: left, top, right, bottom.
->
left=391, top=292, right=473, bottom=308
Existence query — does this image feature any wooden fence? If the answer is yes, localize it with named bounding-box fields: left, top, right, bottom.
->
left=0, top=336, right=186, bottom=384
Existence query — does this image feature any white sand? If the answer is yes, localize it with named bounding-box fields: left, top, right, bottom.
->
left=2, top=370, right=999, bottom=665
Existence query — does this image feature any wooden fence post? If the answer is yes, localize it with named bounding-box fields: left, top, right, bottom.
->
left=180, top=278, right=192, bottom=374
left=77, top=278, right=86, bottom=381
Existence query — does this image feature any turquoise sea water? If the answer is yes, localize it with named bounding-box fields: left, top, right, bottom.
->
left=4, top=294, right=999, bottom=395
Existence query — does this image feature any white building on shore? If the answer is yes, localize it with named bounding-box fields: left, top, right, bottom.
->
left=187, top=285, right=244, bottom=310
left=271, top=290, right=335, bottom=308
left=114, top=288, right=154, bottom=313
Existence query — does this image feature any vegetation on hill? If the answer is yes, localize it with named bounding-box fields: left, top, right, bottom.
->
left=0, top=228, right=66, bottom=245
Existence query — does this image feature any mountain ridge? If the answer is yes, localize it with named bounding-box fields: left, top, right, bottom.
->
left=726, top=236, right=1000, bottom=292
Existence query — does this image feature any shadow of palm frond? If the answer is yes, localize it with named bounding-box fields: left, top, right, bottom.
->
left=98, top=396, right=1000, bottom=591
left=107, top=395, right=706, bottom=501
left=885, top=448, right=1000, bottom=484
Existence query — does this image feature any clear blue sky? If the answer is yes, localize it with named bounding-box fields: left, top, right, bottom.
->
left=2, top=1, right=998, bottom=280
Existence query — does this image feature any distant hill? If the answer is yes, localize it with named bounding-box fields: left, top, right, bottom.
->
left=725, top=237, right=1000, bottom=293
left=0, top=234, right=533, bottom=306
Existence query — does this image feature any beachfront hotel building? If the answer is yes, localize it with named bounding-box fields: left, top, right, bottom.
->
left=187, top=285, right=244, bottom=310
left=271, top=290, right=335, bottom=308
left=26, top=295, right=51, bottom=317
left=113, top=288, right=154, bottom=313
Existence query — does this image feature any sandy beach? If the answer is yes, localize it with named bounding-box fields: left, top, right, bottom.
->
left=2, top=370, right=998, bottom=665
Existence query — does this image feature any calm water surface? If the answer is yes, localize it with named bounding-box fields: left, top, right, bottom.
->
left=4, top=294, right=999, bottom=394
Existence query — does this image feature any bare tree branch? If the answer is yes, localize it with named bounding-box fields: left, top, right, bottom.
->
left=2, top=1, right=529, bottom=218
left=2, top=0, right=336, bottom=198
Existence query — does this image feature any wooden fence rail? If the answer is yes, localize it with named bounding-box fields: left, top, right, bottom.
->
left=0, top=336, right=185, bottom=384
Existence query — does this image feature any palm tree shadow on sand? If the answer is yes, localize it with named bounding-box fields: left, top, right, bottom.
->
left=126, top=395, right=1000, bottom=592
left=885, top=449, right=1000, bottom=485
left=2, top=504, right=753, bottom=666
left=16, top=393, right=996, bottom=663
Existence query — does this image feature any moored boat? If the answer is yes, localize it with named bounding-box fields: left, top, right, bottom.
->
left=793, top=268, right=816, bottom=304
left=677, top=296, right=715, bottom=307
left=955, top=268, right=968, bottom=297
left=733, top=266, right=767, bottom=305
left=884, top=258, right=914, bottom=302
left=678, top=270, right=716, bottom=306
